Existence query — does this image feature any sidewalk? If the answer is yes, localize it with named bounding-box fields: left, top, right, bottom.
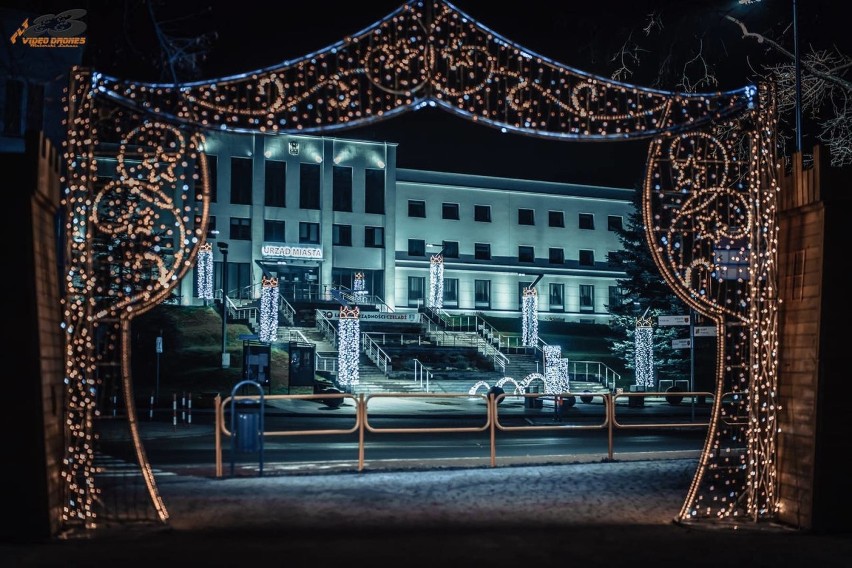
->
left=5, top=459, right=850, bottom=567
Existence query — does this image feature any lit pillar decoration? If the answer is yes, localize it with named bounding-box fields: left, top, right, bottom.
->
left=196, top=243, right=213, bottom=302
left=259, top=276, right=279, bottom=343
left=543, top=345, right=570, bottom=394
left=428, top=255, right=444, bottom=309
left=353, top=272, right=367, bottom=296
left=634, top=313, right=654, bottom=389
left=60, top=0, right=778, bottom=533
left=521, top=287, right=538, bottom=346
left=337, top=306, right=360, bottom=389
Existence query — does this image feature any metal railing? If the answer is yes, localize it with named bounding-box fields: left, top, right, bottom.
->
left=213, top=389, right=718, bottom=477
left=315, top=309, right=338, bottom=347
left=278, top=294, right=297, bottom=326
left=315, top=353, right=337, bottom=373
left=361, top=332, right=391, bottom=376
left=413, top=358, right=433, bottom=392
left=278, top=328, right=310, bottom=344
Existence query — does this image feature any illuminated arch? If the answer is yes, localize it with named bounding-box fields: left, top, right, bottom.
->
left=62, top=0, right=778, bottom=531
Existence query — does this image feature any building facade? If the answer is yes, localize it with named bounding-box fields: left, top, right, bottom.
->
left=182, top=132, right=633, bottom=323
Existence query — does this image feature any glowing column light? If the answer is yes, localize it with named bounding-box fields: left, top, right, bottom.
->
left=353, top=271, right=367, bottom=296
left=428, top=254, right=444, bottom=308
left=338, top=306, right=360, bottom=389
left=635, top=313, right=655, bottom=389
left=521, top=287, right=538, bottom=346
left=196, top=243, right=213, bottom=302
left=259, top=275, right=279, bottom=343
left=543, top=345, right=560, bottom=392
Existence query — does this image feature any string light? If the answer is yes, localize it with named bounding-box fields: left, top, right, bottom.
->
left=337, top=306, right=360, bottom=388
left=521, top=287, right=538, bottom=346
left=259, top=276, right=279, bottom=343
left=196, top=243, right=213, bottom=300
left=59, top=0, right=779, bottom=533
left=428, top=255, right=444, bottom=309
left=353, top=272, right=367, bottom=296
left=635, top=314, right=654, bottom=388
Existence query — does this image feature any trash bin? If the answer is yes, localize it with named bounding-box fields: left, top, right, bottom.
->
left=235, top=400, right=261, bottom=452
left=524, top=386, right=543, bottom=409
left=627, top=384, right=645, bottom=408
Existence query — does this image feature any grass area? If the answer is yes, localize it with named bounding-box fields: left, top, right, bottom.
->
left=130, top=305, right=290, bottom=399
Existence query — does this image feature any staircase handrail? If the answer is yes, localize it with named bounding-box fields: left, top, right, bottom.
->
left=277, top=293, right=297, bottom=326
left=314, top=309, right=338, bottom=347
left=361, top=332, right=390, bottom=376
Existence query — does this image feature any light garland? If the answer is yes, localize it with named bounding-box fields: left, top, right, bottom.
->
left=542, top=345, right=570, bottom=393
left=635, top=315, right=654, bottom=388
left=259, top=276, right=279, bottom=343
left=353, top=272, right=367, bottom=296
left=58, top=0, right=779, bottom=534
left=337, top=306, right=360, bottom=388
left=196, top=243, right=213, bottom=300
left=521, top=287, right=538, bottom=346
left=428, top=255, right=444, bottom=309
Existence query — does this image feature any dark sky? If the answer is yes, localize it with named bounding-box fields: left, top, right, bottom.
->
left=13, top=0, right=849, bottom=187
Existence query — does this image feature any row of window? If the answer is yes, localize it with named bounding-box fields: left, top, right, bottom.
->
left=407, top=239, right=618, bottom=267
left=407, top=200, right=623, bottom=230
left=207, top=156, right=386, bottom=213
left=407, top=277, right=621, bottom=312
left=208, top=216, right=386, bottom=247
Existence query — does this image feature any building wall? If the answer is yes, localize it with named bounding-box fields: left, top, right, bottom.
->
left=183, top=132, right=632, bottom=322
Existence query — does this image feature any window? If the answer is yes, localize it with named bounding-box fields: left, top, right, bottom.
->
left=408, top=200, right=426, bottom=217
left=264, top=160, right=286, bottom=207
left=441, top=240, right=459, bottom=258
left=332, top=224, right=352, bottom=246
left=229, top=217, right=251, bottom=240
left=549, top=283, right=565, bottom=312
left=263, top=220, right=285, bottom=242
left=548, top=210, right=564, bottom=227
left=299, top=163, right=321, bottom=209
left=365, top=226, right=384, bottom=248
left=518, top=208, right=535, bottom=225
left=230, top=157, right=252, bottom=205
left=205, top=215, right=217, bottom=239
left=408, top=276, right=425, bottom=307
left=408, top=239, right=425, bottom=256
left=580, top=284, right=595, bottom=312
left=579, top=213, right=595, bottom=230
left=474, top=243, right=491, bottom=260
left=607, top=251, right=623, bottom=267
left=608, top=286, right=623, bottom=312
left=443, top=278, right=459, bottom=307
left=332, top=166, right=352, bottom=212
left=365, top=168, right=385, bottom=214
left=608, top=215, right=624, bottom=232
left=299, top=222, right=320, bottom=244
left=579, top=249, right=595, bottom=267
left=206, top=155, right=218, bottom=202
left=474, top=205, right=491, bottom=222
left=474, top=280, right=491, bottom=309
left=549, top=248, right=564, bottom=264
left=442, top=203, right=460, bottom=220
left=518, top=246, right=535, bottom=263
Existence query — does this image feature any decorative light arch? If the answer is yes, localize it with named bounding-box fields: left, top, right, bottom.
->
left=62, top=0, right=778, bottom=531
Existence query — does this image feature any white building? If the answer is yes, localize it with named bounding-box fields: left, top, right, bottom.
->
left=181, top=132, right=633, bottom=323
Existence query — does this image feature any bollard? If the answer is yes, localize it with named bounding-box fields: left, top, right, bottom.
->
left=181, top=392, right=187, bottom=423
left=187, top=392, right=192, bottom=424
left=149, top=392, right=155, bottom=420
left=172, top=393, right=177, bottom=428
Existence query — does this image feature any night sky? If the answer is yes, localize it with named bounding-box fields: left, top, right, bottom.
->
left=11, top=0, right=850, bottom=187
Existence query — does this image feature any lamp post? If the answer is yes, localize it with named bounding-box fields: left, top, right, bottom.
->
left=739, top=0, right=802, bottom=153
left=218, top=241, right=230, bottom=369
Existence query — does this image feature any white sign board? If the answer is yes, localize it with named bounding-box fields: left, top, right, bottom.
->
left=694, top=326, right=717, bottom=337
left=672, top=338, right=692, bottom=349
left=319, top=311, right=419, bottom=323
left=658, top=315, right=691, bottom=326
left=261, top=244, right=323, bottom=260
left=155, top=336, right=163, bottom=353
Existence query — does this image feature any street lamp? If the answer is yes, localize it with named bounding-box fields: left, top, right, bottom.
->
left=218, top=241, right=230, bottom=369
left=739, top=0, right=803, bottom=153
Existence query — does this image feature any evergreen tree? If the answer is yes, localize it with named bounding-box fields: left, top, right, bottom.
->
left=606, top=184, right=690, bottom=386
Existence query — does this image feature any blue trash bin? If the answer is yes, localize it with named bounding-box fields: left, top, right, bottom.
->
left=235, top=400, right=261, bottom=452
